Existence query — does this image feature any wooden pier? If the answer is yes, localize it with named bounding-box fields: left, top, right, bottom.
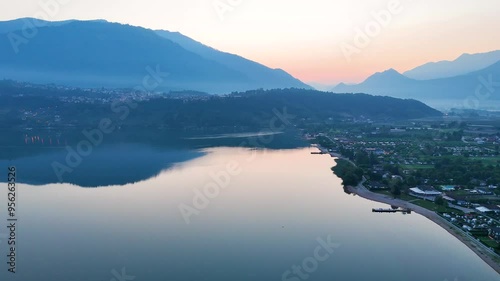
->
left=372, top=208, right=412, bottom=214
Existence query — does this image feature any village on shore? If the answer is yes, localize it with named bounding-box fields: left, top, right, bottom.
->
left=305, top=115, right=500, bottom=259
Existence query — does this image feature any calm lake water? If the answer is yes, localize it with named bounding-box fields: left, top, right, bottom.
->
left=0, top=144, right=499, bottom=281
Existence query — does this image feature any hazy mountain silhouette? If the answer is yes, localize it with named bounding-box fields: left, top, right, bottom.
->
left=0, top=19, right=311, bottom=93
left=0, top=18, right=77, bottom=33
left=333, top=61, right=500, bottom=101
left=333, top=68, right=419, bottom=98
left=156, top=30, right=310, bottom=90
left=404, top=50, right=500, bottom=80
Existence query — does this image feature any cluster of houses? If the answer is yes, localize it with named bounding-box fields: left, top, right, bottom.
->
left=58, top=90, right=161, bottom=104
left=491, top=227, right=500, bottom=242
left=463, top=135, right=500, bottom=145
left=441, top=213, right=500, bottom=243
left=366, top=181, right=500, bottom=221
left=407, top=185, right=500, bottom=244
left=444, top=145, right=496, bottom=157
left=408, top=185, right=500, bottom=212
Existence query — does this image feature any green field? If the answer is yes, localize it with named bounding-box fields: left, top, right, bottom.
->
left=371, top=190, right=414, bottom=201
left=470, top=157, right=500, bottom=165
left=478, top=236, right=500, bottom=249
left=447, top=190, right=472, bottom=196
left=411, top=199, right=464, bottom=214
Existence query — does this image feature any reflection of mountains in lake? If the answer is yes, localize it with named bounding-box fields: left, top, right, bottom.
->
left=1, top=130, right=307, bottom=187
left=0, top=144, right=206, bottom=187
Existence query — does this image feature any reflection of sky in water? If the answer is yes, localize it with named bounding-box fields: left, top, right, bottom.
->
left=0, top=148, right=498, bottom=281
left=184, top=131, right=284, bottom=140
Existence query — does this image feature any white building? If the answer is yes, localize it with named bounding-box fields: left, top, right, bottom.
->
left=409, top=187, right=442, bottom=197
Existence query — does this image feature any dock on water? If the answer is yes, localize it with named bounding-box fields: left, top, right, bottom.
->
left=310, top=145, right=338, bottom=156
left=372, top=208, right=412, bottom=214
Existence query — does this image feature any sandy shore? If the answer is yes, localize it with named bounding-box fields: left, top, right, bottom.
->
left=347, top=184, right=500, bottom=274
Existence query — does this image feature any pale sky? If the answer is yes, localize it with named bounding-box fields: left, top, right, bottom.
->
left=1, top=0, right=499, bottom=86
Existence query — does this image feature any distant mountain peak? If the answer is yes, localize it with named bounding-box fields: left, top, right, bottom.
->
left=372, top=68, right=402, bottom=77
left=404, top=50, right=500, bottom=80
left=457, top=53, right=472, bottom=58
left=332, top=56, right=500, bottom=105
left=384, top=68, right=398, bottom=73
left=364, top=68, right=408, bottom=83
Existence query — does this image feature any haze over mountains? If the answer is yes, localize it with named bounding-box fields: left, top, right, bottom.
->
left=0, top=18, right=311, bottom=93
left=333, top=51, right=500, bottom=107
left=2, top=18, right=498, bottom=110
left=404, top=50, right=500, bottom=80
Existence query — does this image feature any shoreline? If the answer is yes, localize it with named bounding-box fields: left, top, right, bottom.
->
left=347, top=183, right=500, bottom=274
left=313, top=142, right=500, bottom=273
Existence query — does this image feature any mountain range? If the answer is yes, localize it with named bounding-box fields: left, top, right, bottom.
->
left=2, top=18, right=498, bottom=107
left=0, top=18, right=311, bottom=93
left=333, top=51, right=500, bottom=105
left=403, top=50, right=500, bottom=80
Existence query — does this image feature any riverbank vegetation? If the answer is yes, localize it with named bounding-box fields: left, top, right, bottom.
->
left=331, top=159, right=363, bottom=186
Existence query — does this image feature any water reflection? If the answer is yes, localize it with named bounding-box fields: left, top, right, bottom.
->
left=0, top=148, right=498, bottom=281
left=0, top=130, right=307, bottom=187
left=0, top=144, right=205, bottom=187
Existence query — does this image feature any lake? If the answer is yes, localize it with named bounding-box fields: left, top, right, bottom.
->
left=0, top=141, right=499, bottom=281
